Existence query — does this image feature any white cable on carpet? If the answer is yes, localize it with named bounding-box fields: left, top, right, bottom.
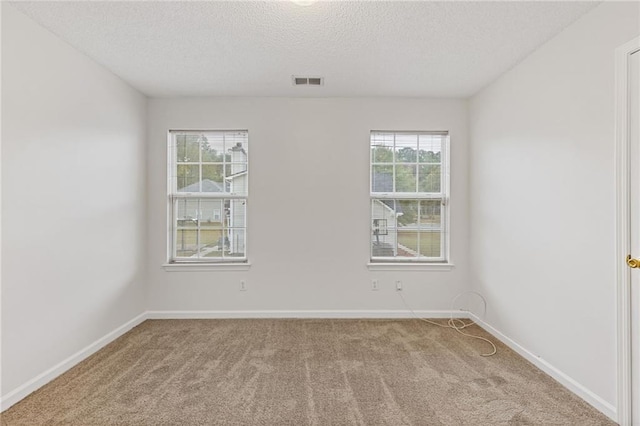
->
left=398, top=290, right=497, bottom=357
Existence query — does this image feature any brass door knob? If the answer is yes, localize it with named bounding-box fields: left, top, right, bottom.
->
left=627, top=255, right=640, bottom=269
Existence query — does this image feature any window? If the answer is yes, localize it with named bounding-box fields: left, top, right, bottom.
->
left=370, top=131, right=449, bottom=262
left=168, top=130, right=248, bottom=263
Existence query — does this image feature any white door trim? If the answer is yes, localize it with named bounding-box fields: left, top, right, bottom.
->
left=616, top=35, right=640, bottom=426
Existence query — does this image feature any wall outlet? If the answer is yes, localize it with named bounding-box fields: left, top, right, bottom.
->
left=372, top=280, right=379, bottom=291
left=240, top=280, right=247, bottom=291
left=395, top=280, right=403, bottom=291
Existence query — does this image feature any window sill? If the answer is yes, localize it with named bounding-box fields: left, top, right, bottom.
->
left=367, top=262, right=454, bottom=271
left=162, top=262, right=251, bottom=272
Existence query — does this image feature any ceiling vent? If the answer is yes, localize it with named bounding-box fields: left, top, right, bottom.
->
left=292, top=76, right=324, bottom=86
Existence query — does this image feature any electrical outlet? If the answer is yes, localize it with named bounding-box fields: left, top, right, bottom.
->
left=395, top=280, right=403, bottom=291
left=240, top=280, right=247, bottom=291
left=372, top=280, right=379, bottom=291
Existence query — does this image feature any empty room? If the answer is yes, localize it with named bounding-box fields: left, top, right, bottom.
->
left=2, top=1, right=640, bottom=424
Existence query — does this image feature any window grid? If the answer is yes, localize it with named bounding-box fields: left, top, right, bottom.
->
left=370, top=131, right=449, bottom=263
left=169, top=131, right=248, bottom=263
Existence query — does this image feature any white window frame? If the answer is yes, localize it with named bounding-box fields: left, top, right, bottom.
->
left=369, top=130, right=450, bottom=263
left=167, top=130, right=249, bottom=264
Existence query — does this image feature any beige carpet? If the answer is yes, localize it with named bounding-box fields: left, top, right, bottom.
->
left=2, top=319, right=613, bottom=425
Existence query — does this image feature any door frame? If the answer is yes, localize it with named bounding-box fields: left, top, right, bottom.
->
left=616, top=35, right=640, bottom=426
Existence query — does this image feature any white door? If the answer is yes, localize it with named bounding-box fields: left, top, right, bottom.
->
left=630, top=49, right=640, bottom=425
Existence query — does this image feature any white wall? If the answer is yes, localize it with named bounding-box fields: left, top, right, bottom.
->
left=1, top=4, right=147, bottom=399
left=469, top=1, right=640, bottom=412
left=147, top=98, right=469, bottom=312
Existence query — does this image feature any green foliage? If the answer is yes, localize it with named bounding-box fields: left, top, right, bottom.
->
left=176, top=134, right=228, bottom=190
left=396, top=147, right=417, bottom=162
left=419, top=164, right=440, bottom=192
left=371, top=146, right=393, bottom=163
left=176, top=135, right=197, bottom=161
left=397, top=200, right=418, bottom=225
left=397, top=200, right=441, bottom=227
left=370, top=146, right=442, bottom=226
left=419, top=150, right=440, bottom=163
left=371, top=147, right=442, bottom=221
left=395, top=165, right=416, bottom=192
left=371, top=146, right=440, bottom=164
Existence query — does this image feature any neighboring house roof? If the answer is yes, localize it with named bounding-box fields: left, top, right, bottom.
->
left=372, top=172, right=403, bottom=214
left=378, top=199, right=397, bottom=213
left=225, top=170, right=247, bottom=180
left=179, top=172, right=245, bottom=192
left=372, top=172, right=392, bottom=192
left=179, top=179, right=225, bottom=192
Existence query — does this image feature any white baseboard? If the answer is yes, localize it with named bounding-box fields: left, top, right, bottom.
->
left=146, top=309, right=466, bottom=319
left=5, top=309, right=613, bottom=423
left=0, top=312, right=148, bottom=412
left=468, top=313, right=617, bottom=422
left=0, top=309, right=464, bottom=412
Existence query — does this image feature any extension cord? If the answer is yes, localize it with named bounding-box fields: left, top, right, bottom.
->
left=397, top=290, right=497, bottom=357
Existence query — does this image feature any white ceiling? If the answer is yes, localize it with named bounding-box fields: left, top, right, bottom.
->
left=10, top=1, right=599, bottom=98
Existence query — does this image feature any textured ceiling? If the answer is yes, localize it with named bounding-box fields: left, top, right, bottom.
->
left=10, top=1, right=599, bottom=98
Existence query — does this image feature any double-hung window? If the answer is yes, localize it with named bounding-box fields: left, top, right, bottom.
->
left=168, top=130, right=248, bottom=263
left=370, top=131, right=449, bottom=263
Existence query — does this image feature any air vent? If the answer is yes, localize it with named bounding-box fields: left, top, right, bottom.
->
left=292, top=76, right=324, bottom=86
